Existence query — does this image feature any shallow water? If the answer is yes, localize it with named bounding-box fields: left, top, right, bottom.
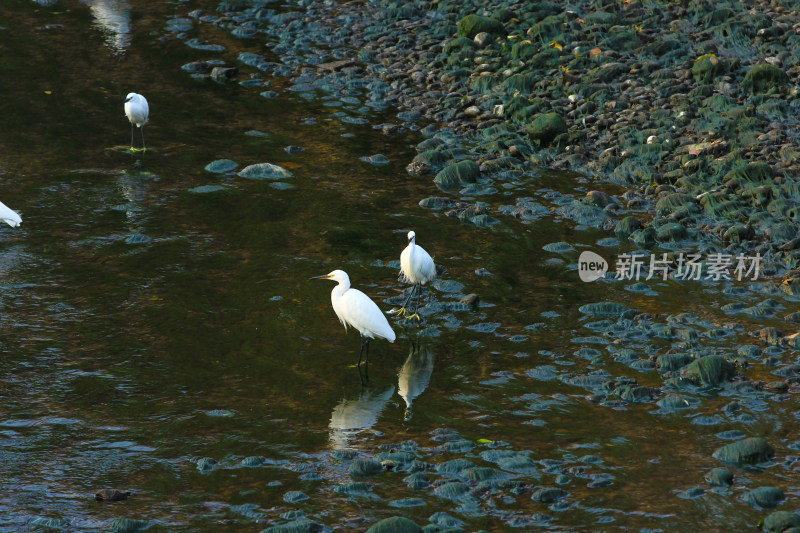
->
left=0, top=1, right=798, bottom=531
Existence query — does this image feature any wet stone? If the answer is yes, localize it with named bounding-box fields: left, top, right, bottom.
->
left=404, top=472, right=430, bottom=490
left=366, top=516, right=423, bottom=533
left=109, top=519, right=150, bottom=532
left=204, top=159, right=238, bottom=173
left=712, top=437, right=775, bottom=466
left=260, top=519, right=325, bottom=533
left=283, top=491, right=308, bottom=504
left=742, top=486, right=784, bottom=508
left=95, top=489, right=131, bottom=501
left=704, top=468, right=733, bottom=487
left=530, top=487, right=568, bottom=503
left=349, top=458, right=383, bottom=478
left=238, top=163, right=293, bottom=180
left=761, top=511, right=800, bottom=533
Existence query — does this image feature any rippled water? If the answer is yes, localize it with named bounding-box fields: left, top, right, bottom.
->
left=1, top=1, right=798, bottom=531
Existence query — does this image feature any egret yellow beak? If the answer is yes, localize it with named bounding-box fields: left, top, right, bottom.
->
left=310, top=274, right=332, bottom=280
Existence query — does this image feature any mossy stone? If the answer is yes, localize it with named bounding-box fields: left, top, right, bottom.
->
left=712, top=437, right=775, bottom=465
left=349, top=458, right=383, bottom=478
left=615, top=216, right=642, bottom=238
left=743, top=486, right=784, bottom=508
left=433, top=160, right=480, bottom=190
left=529, top=113, right=567, bottom=145
left=762, top=511, right=800, bottom=533
left=743, top=63, right=789, bottom=94
left=680, top=355, right=736, bottom=387
left=456, top=15, right=504, bottom=39
left=704, top=467, right=733, bottom=487
left=691, top=54, right=727, bottom=83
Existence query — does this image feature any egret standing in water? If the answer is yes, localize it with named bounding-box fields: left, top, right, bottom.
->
left=123, top=92, right=149, bottom=152
left=311, top=270, right=396, bottom=366
left=395, top=231, right=436, bottom=321
left=0, top=200, right=21, bottom=228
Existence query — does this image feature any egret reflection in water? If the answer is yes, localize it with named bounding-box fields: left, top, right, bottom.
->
left=328, top=385, right=395, bottom=450
left=397, top=342, right=434, bottom=421
left=82, top=0, right=132, bottom=54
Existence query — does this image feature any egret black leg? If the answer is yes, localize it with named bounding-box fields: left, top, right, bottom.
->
left=141, top=127, right=146, bottom=152
left=130, top=124, right=135, bottom=150
left=358, top=336, right=370, bottom=366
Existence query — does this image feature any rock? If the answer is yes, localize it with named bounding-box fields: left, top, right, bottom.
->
left=473, top=31, right=493, bottom=47
left=109, top=518, right=150, bottom=532
left=211, top=66, right=238, bottom=82
left=531, top=487, right=568, bottom=503
left=433, top=160, right=480, bottom=191
left=349, top=458, right=383, bottom=478
left=283, top=490, right=309, bottom=504
left=365, top=517, right=422, bottom=533
left=529, top=113, right=567, bottom=145
left=578, top=302, right=631, bottom=317
left=704, top=468, right=733, bottom=487
left=95, top=489, right=131, bottom=501
left=742, top=63, right=789, bottom=94
left=460, top=293, right=479, bottom=307
left=260, top=519, right=325, bottom=533
left=680, top=355, right=735, bottom=387
left=463, top=105, right=481, bottom=117
left=456, top=15, right=505, bottom=39
left=419, top=197, right=455, bottom=210
left=712, top=437, right=775, bottom=466
left=742, top=486, right=785, bottom=508
left=691, top=54, right=727, bottom=83
left=204, top=159, right=238, bottom=173
left=762, top=511, right=800, bottom=533
left=237, top=163, right=293, bottom=180
left=615, top=216, right=643, bottom=238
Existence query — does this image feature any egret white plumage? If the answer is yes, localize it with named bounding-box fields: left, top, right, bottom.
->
left=123, top=92, right=149, bottom=152
left=0, top=200, right=21, bottom=228
left=395, top=231, right=436, bottom=321
left=311, top=270, right=396, bottom=366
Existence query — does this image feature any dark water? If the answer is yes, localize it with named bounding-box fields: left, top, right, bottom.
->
left=0, top=1, right=797, bottom=531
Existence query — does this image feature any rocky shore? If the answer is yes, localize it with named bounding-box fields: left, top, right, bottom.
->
left=177, top=0, right=800, bottom=287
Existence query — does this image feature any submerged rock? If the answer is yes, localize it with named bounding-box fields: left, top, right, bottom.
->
left=679, top=355, right=735, bottom=387
left=704, top=468, right=733, bottom=487
left=95, top=489, right=131, bottom=502
left=366, top=516, right=422, bottom=533
left=712, top=437, right=775, bottom=466
left=742, top=486, right=785, bottom=508
left=761, top=511, right=800, bottom=533
left=237, top=163, right=293, bottom=180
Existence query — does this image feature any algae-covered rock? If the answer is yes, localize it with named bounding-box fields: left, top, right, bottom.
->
left=529, top=113, right=567, bottom=145
left=704, top=467, right=733, bottom=487
left=531, top=487, right=568, bottom=503
left=712, top=437, right=775, bottom=465
left=109, top=519, right=150, bottom=533
left=238, top=163, right=293, bottom=180
left=434, top=160, right=480, bottom=190
left=349, top=458, right=383, bottom=478
left=260, top=520, right=325, bottom=533
left=743, top=486, right=784, bottom=508
left=615, top=216, right=643, bottom=238
left=742, top=63, right=789, bottom=94
left=578, top=302, right=631, bottom=317
left=205, top=159, right=239, bottom=173
left=657, top=353, right=693, bottom=372
left=456, top=15, right=504, bottom=39
left=655, top=222, right=688, bottom=242
left=761, top=511, right=800, bottom=533
left=680, top=355, right=735, bottom=386
left=691, top=54, right=728, bottom=83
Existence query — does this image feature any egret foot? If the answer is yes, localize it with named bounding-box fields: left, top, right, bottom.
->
left=406, top=312, right=422, bottom=322
left=390, top=307, right=409, bottom=317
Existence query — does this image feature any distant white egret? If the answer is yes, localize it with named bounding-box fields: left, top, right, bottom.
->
left=0, top=200, right=21, bottom=228
left=123, top=92, right=149, bottom=152
left=394, top=231, right=436, bottom=320
left=311, top=270, right=396, bottom=365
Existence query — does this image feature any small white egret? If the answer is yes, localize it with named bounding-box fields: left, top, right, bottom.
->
left=311, top=270, right=396, bottom=366
left=123, top=92, right=149, bottom=152
left=395, top=231, right=436, bottom=321
left=0, top=200, right=21, bottom=228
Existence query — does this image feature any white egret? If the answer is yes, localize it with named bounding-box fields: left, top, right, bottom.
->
left=123, top=92, right=149, bottom=152
left=311, top=270, right=396, bottom=366
left=0, top=200, right=21, bottom=228
left=395, top=230, right=436, bottom=320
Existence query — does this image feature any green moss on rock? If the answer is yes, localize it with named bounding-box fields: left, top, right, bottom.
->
left=457, top=15, right=505, bottom=39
